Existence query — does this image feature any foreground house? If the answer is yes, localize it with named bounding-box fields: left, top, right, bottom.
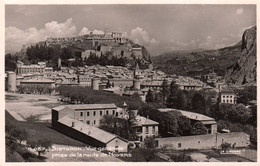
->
left=134, top=115, right=159, bottom=141
left=52, top=106, right=128, bottom=152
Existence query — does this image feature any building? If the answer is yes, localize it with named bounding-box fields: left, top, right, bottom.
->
left=134, top=115, right=159, bottom=141
left=6, top=71, right=16, bottom=92
left=155, top=132, right=250, bottom=150
left=17, top=62, right=53, bottom=75
left=52, top=103, right=123, bottom=127
left=53, top=113, right=128, bottom=152
left=19, top=78, right=55, bottom=95
left=220, top=89, right=237, bottom=104
left=177, top=83, right=203, bottom=91
left=159, top=108, right=217, bottom=134
left=78, top=75, right=92, bottom=87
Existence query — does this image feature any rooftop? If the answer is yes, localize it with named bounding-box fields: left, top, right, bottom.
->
left=20, top=78, right=55, bottom=83
left=135, top=115, right=159, bottom=126
left=158, top=108, right=216, bottom=124
left=58, top=116, right=126, bottom=144
left=53, top=103, right=117, bottom=111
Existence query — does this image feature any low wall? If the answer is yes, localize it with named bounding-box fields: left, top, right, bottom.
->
left=155, top=132, right=250, bottom=150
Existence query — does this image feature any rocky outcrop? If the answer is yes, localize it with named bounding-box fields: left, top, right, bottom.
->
left=225, top=26, right=256, bottom=85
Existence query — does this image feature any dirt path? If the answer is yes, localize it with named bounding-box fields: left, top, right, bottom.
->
left=5, top=92, right=61, bottom=121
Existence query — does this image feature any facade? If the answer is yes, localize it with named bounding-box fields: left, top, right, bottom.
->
left=220, top=89, right=237, bottom=104
left=19, top=79, right=55, bottom=95
left=155, top=132, right=250, bottom=150
left=177, top=83, right=203, bottom=91
left=17, top=62, right=53, bottom=75
left=78, top=75, right=92, bottom=87
left=52, top=103, right=121, bottom=127
left=134, top=116, right=159, bottom=141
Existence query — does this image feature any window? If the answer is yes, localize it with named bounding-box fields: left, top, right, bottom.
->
left=87, top=112, right=89, bottom=116
left=86, top=121, right=90, bottom=124
left=178, top=143, right=181, bottom=148
left=116, top=112, right=118, bottom=117
left=80, top=112, right=83, bottom=117
left=230, top=96, right=233, bottom=98
left=152, top=126, right=155, bottom=134
left=113, top=110, right=115, bottom=115
left=93, top=111, right=96, bottom=116
left=230, top=100, right=232, bottom=103
left=145, top=127, right=149, bottom=134
left=100, top=111, right=102, bottom=116
left=226, top=96, right=229, bottom=98
left=94, top=120, right=96, bottom=124
left=223, top=100, right=225, bottom=103
left=106, top=110, right=109, bottom=115
left=198, top=141, right=200, bottom=144
left=223, top=95, right=225, bottom=98
left=227, top=100, right=229, bottom=103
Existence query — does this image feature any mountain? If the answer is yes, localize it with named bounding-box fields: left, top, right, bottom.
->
left=18, top=33, right=152, bottom=68
left=225, top=26, right=256, bottom=85
left=151, top=43, right=242, bottom=77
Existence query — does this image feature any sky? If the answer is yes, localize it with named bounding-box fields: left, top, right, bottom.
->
left=5, top=4, right=256, bottom=56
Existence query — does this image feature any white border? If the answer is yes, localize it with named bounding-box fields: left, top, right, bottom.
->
left=1, top=1, right=259, bottom=166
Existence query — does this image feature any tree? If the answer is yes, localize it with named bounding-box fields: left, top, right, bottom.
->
left=191, top=122, right=208, bottom=135
left=145, top=89, right=154, bottom=103
left=170, top=152, right=193, bottom=162
left=28, top=139, right=52, bottom=157
left=106, top=80, right=111, bottom=88
left=139, top=136, right=158, bottom=162
left=169, top=80, right=179, bottom=95
left=160, top=79, right=169, bottom=104
left=229, top=104, right=252, bottom=124
left=217, top=103, right=235, bottom=120
left=221, top=142, right=231, bottom=153
left=15, top=129, right=28, bottom=145
left=191, top=93, right=206, bottom=114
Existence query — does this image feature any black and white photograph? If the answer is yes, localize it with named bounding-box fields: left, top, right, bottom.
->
left=3, top=1, right=258, bottom=163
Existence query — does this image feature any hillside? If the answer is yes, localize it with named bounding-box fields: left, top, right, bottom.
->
left=17, top=33, right=152, bottom=69
left=151, top=44, right=241, bottom=77
left=225, top=26, right=256, bottom=85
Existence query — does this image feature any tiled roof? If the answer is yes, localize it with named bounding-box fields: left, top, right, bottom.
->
left=135, top=115, right=159, bottom=126
left=55, top=103, right=117, bottom=110
left=221, top=89, right=234, bottom=93
left=52, top=106, right=74, bottom=112
left=158, top=108, right=216, bottom=123
left=20, top=79, right=55, bottom=83
left=58, top=116, right=124, bottom=144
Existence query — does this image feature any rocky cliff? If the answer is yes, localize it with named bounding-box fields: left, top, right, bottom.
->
left=225, top=26, right=256, bottom=85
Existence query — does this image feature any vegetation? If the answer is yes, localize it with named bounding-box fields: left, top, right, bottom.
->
left=28, top=139, right=52, bottom=157
left=56, top=85, right=144, bottom=110
left=5, top=53, right=18, bottom=71
left=169, top=152, right=193, bottom=162
left=151, top=44, right=241, bottom=77
left=85, top=52, right=128, bottom=67
left=145, top=89, right=154, bottom=103
left=99, top=110, right=138, bottom=141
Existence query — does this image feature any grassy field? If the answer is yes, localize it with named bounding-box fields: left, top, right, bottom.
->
left=5, top=110, right=86, bottom=147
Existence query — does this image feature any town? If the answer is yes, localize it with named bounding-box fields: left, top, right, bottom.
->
left=5, top=4, right=257, bottom=163
left=5, top=41, right=257, bottom=161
